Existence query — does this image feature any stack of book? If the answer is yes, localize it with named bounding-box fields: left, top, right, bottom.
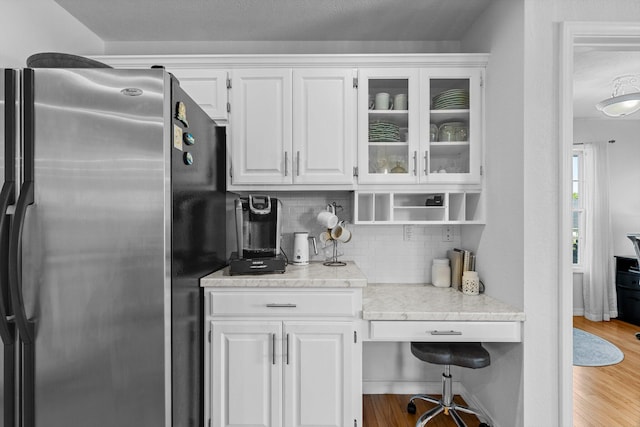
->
left=447, top=248, right=476, bottom=291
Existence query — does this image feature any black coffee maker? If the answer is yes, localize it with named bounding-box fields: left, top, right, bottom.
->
left=229, top=195, right=286, bottom=275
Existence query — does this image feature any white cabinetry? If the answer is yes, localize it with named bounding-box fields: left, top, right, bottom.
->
left=357, top=66, right=484, bottom=185
left=205, top=288, right=362, bottom=427
left=357, top=68, right=420, bottom=184
left=354, top=190, right=484, bottom=224
left=168, top=68, right=228, bottom=121
left=228, top=68, right=356, bottom=187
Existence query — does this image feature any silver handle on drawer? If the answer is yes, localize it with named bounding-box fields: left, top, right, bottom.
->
left=286, top=333, right=290, bottom=365
left=266, top=303, right=297, bottom=308
left=272, top=333, right=276, bottom=365
left=430, top=330, right=463, bottom=335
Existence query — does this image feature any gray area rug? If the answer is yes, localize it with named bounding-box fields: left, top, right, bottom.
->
left=573, top=328, right=624, bottom=366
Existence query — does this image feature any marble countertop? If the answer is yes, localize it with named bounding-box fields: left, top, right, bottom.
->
left=363, top=283, right=525, bottom=321
left=200, top=261, right=368, bottom=288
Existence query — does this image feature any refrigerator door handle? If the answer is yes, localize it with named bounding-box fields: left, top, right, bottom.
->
left=8, top=68, right=35, bottom=345
left=7, top=181, right=34, bottom=344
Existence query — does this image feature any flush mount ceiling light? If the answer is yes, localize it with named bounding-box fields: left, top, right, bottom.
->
left=596, top=74, right=640, bottom=117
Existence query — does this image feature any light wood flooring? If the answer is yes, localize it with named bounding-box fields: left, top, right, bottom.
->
left=363, top=393, right=481, bottom=426
left=573, top=316, right=640, bottom=427
left=363, top=318, right=640, bottom=426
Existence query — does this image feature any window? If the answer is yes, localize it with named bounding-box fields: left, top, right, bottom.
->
left=572, top=149, right=584, bottom=267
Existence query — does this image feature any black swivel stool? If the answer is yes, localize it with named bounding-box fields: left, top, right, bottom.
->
left=408, top=342, right=492, bottom=427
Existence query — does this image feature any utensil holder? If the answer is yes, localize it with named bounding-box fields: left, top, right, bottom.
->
left=323, top=240, right=346, bottom=267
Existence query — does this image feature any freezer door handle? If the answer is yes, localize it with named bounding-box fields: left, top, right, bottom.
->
left=0, top=182, right=16, bottom=345
left=0, top=69, right=17, bottom=346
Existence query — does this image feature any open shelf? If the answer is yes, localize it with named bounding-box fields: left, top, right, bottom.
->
left=355, top=190, right=484, bottom=224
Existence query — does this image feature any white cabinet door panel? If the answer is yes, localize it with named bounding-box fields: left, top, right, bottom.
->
left=169, top=68, right=228, bottom=121
left=283, top=322, right=353, bottom=427
left=230, top=69, right=292, bottom=184
left=211, top=321, right=283, bottom=427
left=292, top=69, right=356, bottom=184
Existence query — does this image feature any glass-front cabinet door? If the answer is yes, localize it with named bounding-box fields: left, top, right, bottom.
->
left=420, top=68, right=483, bottom=184
left=357, top=68, right=420, bottom=184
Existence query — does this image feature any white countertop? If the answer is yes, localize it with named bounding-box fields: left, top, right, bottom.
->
left=200, top=261, right=368, bottom=288
left=363, top=283, right=525, bottom=321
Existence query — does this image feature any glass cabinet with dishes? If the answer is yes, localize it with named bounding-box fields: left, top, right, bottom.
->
left=357, top=68, right=420, bottom=184
left=420, top=68, right=483, bottom=184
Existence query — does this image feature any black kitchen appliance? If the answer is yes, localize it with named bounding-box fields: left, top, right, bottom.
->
left=229, top=195, right=286, bottom=274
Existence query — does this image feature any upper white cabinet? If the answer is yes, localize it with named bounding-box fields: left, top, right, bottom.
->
left=228, top=68, right=356, bottom=187
left=229, top=68, right=293, bottom=185
left=357, top=66, right=484, bottom=185
left=168, top=68, right=228, bottom=122
left=292, top=69, right=357, bottom=185
left=421, top=68, right=483, bottom=184
left=357, top=68, right=421, bottom=184
left=90, top=56, right=229, bottom=122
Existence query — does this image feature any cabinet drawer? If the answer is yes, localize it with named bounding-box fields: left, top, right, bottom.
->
left=208, top=290, right=358, bottom=318
left=369, top=320, right=521, bottom=342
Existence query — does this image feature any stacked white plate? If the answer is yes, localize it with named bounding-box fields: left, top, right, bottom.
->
left=369, top=121, right=401, bottom=142
left=432, top=89, right=469, bottom=110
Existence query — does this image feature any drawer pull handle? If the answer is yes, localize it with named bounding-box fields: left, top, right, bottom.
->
left=250, top=265, right=268, bottom=269
left=272, top=333, right=276, bottom=365
left=266, top=303, right=297, bottom=308
left=430, top=330, right=463, bottom=335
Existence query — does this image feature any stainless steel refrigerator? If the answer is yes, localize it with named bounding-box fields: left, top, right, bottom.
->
left=0, top=67, right=227, bottom=427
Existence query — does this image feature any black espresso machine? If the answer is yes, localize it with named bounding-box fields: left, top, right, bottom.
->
left=229, top=195, right=287, bottom=274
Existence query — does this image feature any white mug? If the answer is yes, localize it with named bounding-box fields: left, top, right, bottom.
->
left=375, top=92, right=393, bottom=110
left=319, top=230, right=332, bottom=245
left=317, top=211, right=339, bottom=229
left=394, top=93, right=408, bottom=110
left=330, top=224, right=352, bottom=243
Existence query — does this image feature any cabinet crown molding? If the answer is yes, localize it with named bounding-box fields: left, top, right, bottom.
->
left=93, top=53, right=489, bottom=69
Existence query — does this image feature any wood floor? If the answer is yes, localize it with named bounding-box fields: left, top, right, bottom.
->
left=363, top=393, right=481, bottom=427
left=573, top=316, right=640, bottom=427
left=363, top=317, right=640, bottom=426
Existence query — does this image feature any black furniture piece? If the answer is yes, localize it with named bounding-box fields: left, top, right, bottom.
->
left=615, top=255, right=640, bottom=326
left=407, top=342, right=492, bottom=427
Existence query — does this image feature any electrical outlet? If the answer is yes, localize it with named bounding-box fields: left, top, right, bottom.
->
left=404, top=225, right=415, bottom=241
left=442, top=225, right=453, bottom=242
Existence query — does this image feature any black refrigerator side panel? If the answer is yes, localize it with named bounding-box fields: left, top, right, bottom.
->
left=171, top=79, right=226, bottom=427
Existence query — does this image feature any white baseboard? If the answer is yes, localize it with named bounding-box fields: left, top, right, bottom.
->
left=573, top=308, right=585, bottom=316
left=363, top=380, right=497, bottom=427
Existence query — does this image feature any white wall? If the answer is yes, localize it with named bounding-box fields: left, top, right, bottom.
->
left=459, top=1, right=526, bottom=426
left=524, top=1, right=640, bottom=426
left=0, top=0, right=103, bottom=67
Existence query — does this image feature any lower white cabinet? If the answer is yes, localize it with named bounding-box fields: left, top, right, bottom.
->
left=205, top=288, right=362, bottom=427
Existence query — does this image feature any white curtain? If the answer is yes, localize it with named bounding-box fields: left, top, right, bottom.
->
left=582, top=142, right=617, bottom=321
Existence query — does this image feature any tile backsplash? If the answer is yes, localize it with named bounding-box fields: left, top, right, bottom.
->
left=261, top=191, right=462, bottom=284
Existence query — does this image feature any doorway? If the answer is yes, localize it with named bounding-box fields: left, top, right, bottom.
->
left=560, top=22, right=640, bottom=426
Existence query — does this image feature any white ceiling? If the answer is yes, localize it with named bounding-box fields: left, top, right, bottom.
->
left=53, top=0, right=492, bottom=42
left=53, top=0, right=640, bottom=120
left=574, top=48, right=640, bottom=120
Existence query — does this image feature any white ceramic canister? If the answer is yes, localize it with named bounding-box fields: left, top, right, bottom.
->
left=431, top=258, right=451, bottom=288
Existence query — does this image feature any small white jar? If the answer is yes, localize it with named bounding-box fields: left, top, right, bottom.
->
left=431, top=259, right=451, bottom=288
